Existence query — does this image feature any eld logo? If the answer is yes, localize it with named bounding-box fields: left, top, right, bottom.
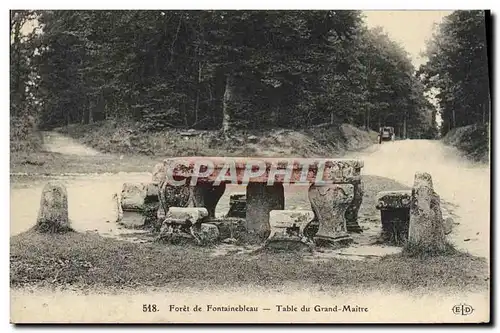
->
left=452, top=304, right=474, bottom=316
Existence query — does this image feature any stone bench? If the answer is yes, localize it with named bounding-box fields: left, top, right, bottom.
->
left=156, top=157, right=364, bottom=246
left=375, top=190, right=412, bottom=245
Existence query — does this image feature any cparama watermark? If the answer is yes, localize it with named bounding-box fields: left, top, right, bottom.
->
left=164, top=158, right=344, bottom=186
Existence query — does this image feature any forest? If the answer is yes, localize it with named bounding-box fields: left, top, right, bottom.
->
left=10, top=10, right=490, bottom=151
left=418, top=10, right=490, bottom=137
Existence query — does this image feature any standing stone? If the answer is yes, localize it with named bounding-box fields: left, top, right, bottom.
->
left=191, top=223, right=220, bottom=245
left=246, top=183, right=285, bottom=242
left=408, top=172, right=447, bottom=251
left=35, top=182, right=72, bottom=233
left=308, top=183, right=354, bottom=246
left=191, top=182, right=226, bottom=218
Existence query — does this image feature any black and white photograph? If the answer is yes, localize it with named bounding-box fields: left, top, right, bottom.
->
left=8, top=8, right=491, bottom=324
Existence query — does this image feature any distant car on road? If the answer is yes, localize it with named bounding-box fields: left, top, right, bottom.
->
left=378, top=126, right=395, bottom=143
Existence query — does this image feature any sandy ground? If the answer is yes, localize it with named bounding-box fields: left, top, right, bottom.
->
left=10, top=134, right=491, bottom=323
left=344, top=140, right=490, bottom=259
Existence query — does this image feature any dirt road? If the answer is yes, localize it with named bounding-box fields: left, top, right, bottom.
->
left=41, top=131, right=101, bottom=156
left=345, top=139, right=490, bottom=259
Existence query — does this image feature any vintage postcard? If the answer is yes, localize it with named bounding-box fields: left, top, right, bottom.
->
left=9, top=9, right=491, bottom=324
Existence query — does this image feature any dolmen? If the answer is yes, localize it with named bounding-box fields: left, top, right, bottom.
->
left=154, top=157, right=364, bottom=247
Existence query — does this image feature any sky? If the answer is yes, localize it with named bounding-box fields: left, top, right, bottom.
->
left=362, top=10, right=453, bottom=68
left=363, top=10, right=454, bottom=126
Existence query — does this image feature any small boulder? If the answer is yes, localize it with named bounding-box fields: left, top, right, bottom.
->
left=121, top=183, right=147, bottom=211
left=192, top=223, right=220, bottom=245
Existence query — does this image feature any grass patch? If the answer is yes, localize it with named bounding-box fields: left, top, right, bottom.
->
left=57, top=120, right=378, bottom=158
left=442, top=123, right=489, bottom=163
left=11, top=230, right=488, bottom=292
left=10, top=116, right=44, bottom=153
left=402, top=241, right=458, bottom=259
left=11, top=121, right=378, bottom=175
left=32, top=222, right=75, bottom=234
left=10, top=151, right=158, bottom=174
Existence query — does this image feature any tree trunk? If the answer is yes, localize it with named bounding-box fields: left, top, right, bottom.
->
left=194, top=60, right=202, bottom=125
left=482, top=101, right=487, bottom=125
left=364, top=60, right=371, bottom=131
left=487, top=92, right=491, bottom=123
left=403, top=113, right=407, bottom=139
left=12, top=18, right=22, bottom=116
left=88, top=99, right=94, bottom=124
left=366, top=106, right=371, bottom=131
left=65, top=110, right=70, bottom=126
left=222, top=75, right=236, bottom=137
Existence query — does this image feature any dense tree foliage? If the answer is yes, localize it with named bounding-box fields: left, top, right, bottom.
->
left=11, top=10, right=437, bottom=139
left=418, top=10, right=490, bottom=136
